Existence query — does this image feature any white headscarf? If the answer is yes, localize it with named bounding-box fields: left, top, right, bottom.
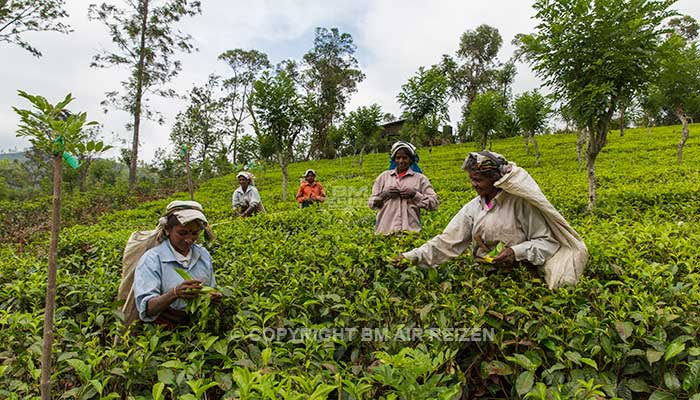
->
left=155, top=200, right=213, bottom=241
left=390, top=141, right=417, bottom=159
left=236, top=171, right=255, bottom=185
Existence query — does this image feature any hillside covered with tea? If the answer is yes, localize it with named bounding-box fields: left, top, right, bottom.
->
left=1, top=126, right=700, bottom=399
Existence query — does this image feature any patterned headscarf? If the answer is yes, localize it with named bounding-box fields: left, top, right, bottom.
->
left=461, top=151, right=511, bottom=177
left=389, top=141, right=423, bottom=173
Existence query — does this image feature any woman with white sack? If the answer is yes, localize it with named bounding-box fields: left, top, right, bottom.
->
left=118, top=200, right=218, bottom=328
left=393, top=151, right=587, bottom=289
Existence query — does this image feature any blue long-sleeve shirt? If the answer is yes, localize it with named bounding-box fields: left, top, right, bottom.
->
left=133, top=239, right=216, bottom=322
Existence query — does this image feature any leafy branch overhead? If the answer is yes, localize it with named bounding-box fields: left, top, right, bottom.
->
left=13, top=91, right=97, bottom=155
left=0, top=0, right=71, bottom=57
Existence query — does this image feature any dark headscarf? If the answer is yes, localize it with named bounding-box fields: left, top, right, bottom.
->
left=462, top=151, right=510, bottom=179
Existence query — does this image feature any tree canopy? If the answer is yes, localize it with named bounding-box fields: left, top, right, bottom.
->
left=0, top=0, right=71, bottom=57
left=518, top=0, right=675, bottom=210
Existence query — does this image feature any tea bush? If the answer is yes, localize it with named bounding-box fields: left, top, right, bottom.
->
left=1, top=125, right=699, bottom=399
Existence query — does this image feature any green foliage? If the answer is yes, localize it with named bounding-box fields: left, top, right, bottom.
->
left=13, top=91, right=96, bottom=156
left=0, top=0, right=71, bottom=57
left=302, top=27, right=365, bottom=159
left=514, top=90, right=551, bottom=137
left=441, top=24, right=503, bottom=106
left=657, top=33, right=700, bottom=115
left=467, top=90, right=505, bottom=150
left=251, top=68, right=308, bottom=199
left=341, top=104, right=384, bottom=169
left=1, top=125, right=699, bottom=398
left=519, top=0, right=674, bottom=127
left=218, top=48, right=271, bottom=165
left=518, top=0, right=676, bottom=209
left=170, top=74, right=226, bottom=179
left=88, top=0, right=202, bottom=189
left=397, top=65, right=450, bottom=148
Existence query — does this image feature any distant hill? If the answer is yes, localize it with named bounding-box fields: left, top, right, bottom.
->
left=0, top=152, right=26, bottom=162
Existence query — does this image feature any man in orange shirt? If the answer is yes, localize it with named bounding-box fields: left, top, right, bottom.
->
left=296, top=169, right=326, bottom=208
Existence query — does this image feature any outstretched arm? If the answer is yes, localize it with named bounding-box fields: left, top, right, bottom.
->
left=401, top=202, right=476, bottom=268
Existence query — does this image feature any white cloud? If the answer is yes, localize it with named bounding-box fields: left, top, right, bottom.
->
left=2, top=0, right=699, bottom=161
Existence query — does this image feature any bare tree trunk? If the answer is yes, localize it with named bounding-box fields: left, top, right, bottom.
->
left=619, top=105, right=626, bottom=137
left=359, top=145, right=365, bottom=173
left=585, top=141, right=598, bottom=212
left=586, top=116, right=610, bottom=212
left=40, top=155, right=62, bottom=400
left=533, top=134, right=540, bottom=166
left=576, top=128, right=586, bottom=171
left=646, top=121, right=652, bottom=136
left=676, top=109, right=689, bottom=164
left=129, top=0, right=149, bottom=192
left=78, top=159, right=91, bottom=192
left=524, top=134, right=530, bottom=155
left=279, top=148, right=290, bottom=202
left=185, top=149, right=194, bottom=200
left=480, top=132, right=487, bottom=151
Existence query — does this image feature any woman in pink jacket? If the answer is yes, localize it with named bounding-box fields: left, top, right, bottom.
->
left=368, top=141, right=439, bottom=234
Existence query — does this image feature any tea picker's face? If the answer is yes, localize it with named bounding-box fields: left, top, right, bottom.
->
left=305, top=174, right=316, bottom=184
left=469, top=171, right=498, bottom=198
left=238, top=176, right=249, bottom=188
left=394, top=149, right=412, bottom=173
left=167, top=220, right=201, bottom=256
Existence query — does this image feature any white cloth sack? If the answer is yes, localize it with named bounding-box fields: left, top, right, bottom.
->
left=117, top=228, right=165, bottom=326
left=495, top=164, right=588, bottom=289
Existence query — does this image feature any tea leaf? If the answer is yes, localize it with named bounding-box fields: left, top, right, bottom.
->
left=626, top=378, right=650, bottom=392
left=664, top=342, right=685, bottom=361
left=646, top=348, right=663, bottom=364
left=663, top=371, right=680, bottom=392
left=648, top=391, right=675, bottom=400
left=615, top=321, right=634, bottom=341
left=481, top=360, right=513, bottom=376
left=175, top=267, right=192, bottom=280
left=516, top=371, right=534, bottom=395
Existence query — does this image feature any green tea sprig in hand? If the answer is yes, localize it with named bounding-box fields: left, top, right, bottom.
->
left=481, top=242, right=506, bottom=264
left=174, top=267, right=220, bottom=313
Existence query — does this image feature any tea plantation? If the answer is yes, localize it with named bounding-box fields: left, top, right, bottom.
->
left=1, top=126, right=699, bottom=399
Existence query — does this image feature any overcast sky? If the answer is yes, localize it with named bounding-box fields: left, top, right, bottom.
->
left=1, top=0, right=699, bottom=162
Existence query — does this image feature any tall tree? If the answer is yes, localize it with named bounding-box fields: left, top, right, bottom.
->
left=638, top=84, right=665, bottom=135
left=88, top=0, right=201, bottom=191
left=71, top=125, right=112, bottom=192
left=169, top=74, right=223, bottom=177
left=0, top=0, right=71, bottom=57
left=218, top=49, right=270, bottom=164
left=467, top=90, right=505, bottom=151
left=250, top=69, right=307, bottom=201
left=342, top=104, right=383, bottom=172
left=441, top=25, right=503, bottom=118
left=656, top=31, right=700, bottom=163
left=495, top=60, right=518, bottom=103
left=518, top=0, right=674, bottom=210
left=397, top=65, right=450, bottom=152
left=13, top=91, right=97, bottom=400
left=514, top=90, right=551, bottom=165
left=302, top=27, right=365, bottom=159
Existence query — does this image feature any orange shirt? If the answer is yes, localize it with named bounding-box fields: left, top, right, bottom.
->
left=296, top=181, right=326, bottom=203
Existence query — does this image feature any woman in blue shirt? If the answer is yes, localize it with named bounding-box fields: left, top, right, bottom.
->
left=133, top=201, right=220, bottom=327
